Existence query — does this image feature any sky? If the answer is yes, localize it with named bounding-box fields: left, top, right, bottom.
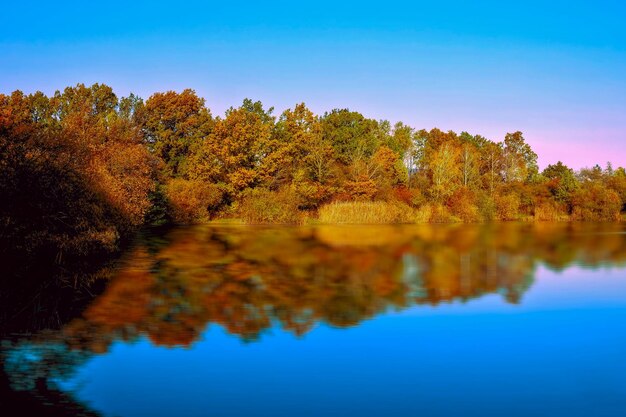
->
left=1, top=1, right=625, bottom=169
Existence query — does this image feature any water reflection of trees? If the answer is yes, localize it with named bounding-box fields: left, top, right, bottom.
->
left=3, top=223, right=626, bottom=405
left=54, top=222, right=626, bottom=352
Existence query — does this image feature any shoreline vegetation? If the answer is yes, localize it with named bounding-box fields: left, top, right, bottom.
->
left=1, top=83, right=626, bottom=268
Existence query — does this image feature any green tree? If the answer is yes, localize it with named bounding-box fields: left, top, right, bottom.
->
left=143, top=89, right=213, bottom=177
left=321, top=109, right=378, bottom=165
left=271, top=103, right=321, bottom=185
left=542, top=161, right=578, bottom=204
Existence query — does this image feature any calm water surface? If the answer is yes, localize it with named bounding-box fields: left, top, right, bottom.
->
left=2, top=223, right=626, bottom=416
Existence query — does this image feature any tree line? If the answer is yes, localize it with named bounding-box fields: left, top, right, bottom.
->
left=1, top=83, right=625, bottom=262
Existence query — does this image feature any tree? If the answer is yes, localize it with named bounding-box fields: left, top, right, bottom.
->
left=404, top=129, right=427, bottom=184
left=389, top=122, right=414, bottom=157
left=606, top=167, right=626, bottom=212
left=53, top=84, right=157, bottom=228
left=501, top=131, right=538, bottom=183
left=430, top=142, right=460, bottom=202
left=304, top=136, right=335, bottom=184
left=479, top=141, right=503, bottom=195
left=578, top=164, right=604, bottom=182
left=143, top=90, right=213, bottom=177
left=458, top=132, right=480, bottom=189
left=321, top=109, right=378, bottom=165
left=271, top=103, right=321, bottom=186
left=542, top=161, right=577, bottom=204
left=572, top=182, right=621, bottom=221
left=0, top=85, right=157, bottom=266
left=189, top=99, right=274, bottom=195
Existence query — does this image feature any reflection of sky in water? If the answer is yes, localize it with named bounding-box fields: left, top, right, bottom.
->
left=59, top=266, right=626, bottom=417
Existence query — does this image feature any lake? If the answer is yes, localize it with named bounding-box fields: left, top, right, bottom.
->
left=2, top=222, right=626, bottom=416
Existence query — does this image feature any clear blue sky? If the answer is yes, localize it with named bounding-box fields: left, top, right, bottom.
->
left=1, top=1, right=625, bottom=168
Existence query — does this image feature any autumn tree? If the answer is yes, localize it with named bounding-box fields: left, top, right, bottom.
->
left=1, top=84, right=156, bottom=267
left=404, top=129, right=428, bottom=186
left=542, top=161, right=578, bottom=205
left=479, top=140, right=503, bottom=195
left=189, top=99, right=274, bottom=195
left=321, top=109, right=378, bottom=165
left=430, top=141, right=461, bottom=202
left=501, top=131, right=538, bottom=183
left=458, top=132, right=481, bottom=189
left=143, top=89, right=213, bottom=177
left=606, top=167, right=626, bottom=211
left=271, top=103, right=320, bottom=185
left=43, top=84, right=156, bottom=229
left=271, top=103, right=336, bottom=207
left=571, top=182, right=621, bottom=221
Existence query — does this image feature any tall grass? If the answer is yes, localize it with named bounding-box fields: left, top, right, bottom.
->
left=239, top=188, right=302, bottom=224
left=318, top=201, right=415, bottom=224
left=534, top=202, right=569, bottom=222
left=414, top=204, right=433, bottom=223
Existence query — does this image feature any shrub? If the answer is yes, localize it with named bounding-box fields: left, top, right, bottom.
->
left=392, top=187, right=412, bottom=205
left=343, top=178, right=378, bottom=201
left=91, top=142, right=156, bottom=228
left=239, top=188, right=301, bottom=224
left=534, top=201, right=568, bottom=221
left=165, top=179, right=223, bottom=223
left=392, top=186, right=426, bottom=208
left=430, top=204, right=459, bottom=223
left=495, top=193, right=520, bottom=221
left=318, top=201, right=414, bottom=224
left=478, top=195, right=497, bottom=221
left=606, top=169, right=626, bottom=211
left=571, top=182, right=621, bottom=221
left=292, top=174, right=332, bottom=209
left=515, top=183, right=542, bottom=217
left=414, top=204, right=433, bottom=223
left=447, top=188, right=480, bottom=222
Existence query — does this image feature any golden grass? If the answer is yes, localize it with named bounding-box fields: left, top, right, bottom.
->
left=318, top=201, right=415, bottom=224
left=533, top=203, right=570, bottom=222
left=239, top=188, right=303, bottom=224
left=414, top=204, right=433, bottom=223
